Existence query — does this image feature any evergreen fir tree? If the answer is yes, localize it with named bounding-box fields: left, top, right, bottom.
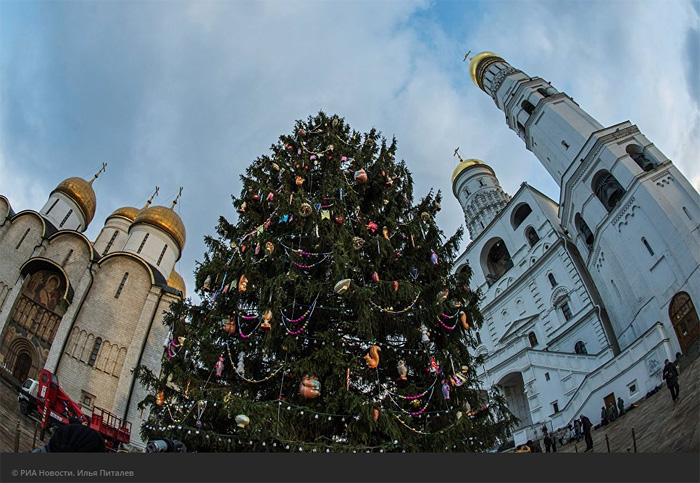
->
left=137, top=112, right=515, bottom=452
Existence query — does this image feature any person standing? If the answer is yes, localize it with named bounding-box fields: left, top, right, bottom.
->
left=662, top=359, right=680, bottom=403
left=544, top=433, right=552, bottom=453
left=573, top=418, right=582, bottom=442
left=580, top=414, right=593, bottom=451
left=617, top=396, right=625, bottom=416
left=600, top=406, right=608, bottom=426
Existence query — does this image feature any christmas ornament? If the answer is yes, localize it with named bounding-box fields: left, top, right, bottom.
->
left=385, top=176, right=393, bottom=187
left=267, top=192, right=274, bottom=201
left=298, top=128, right=306, bottom=137
left=237, top=353, right=245, bottom=376
left=366, top=221, right=378, bottom=233
left=429, top=357, right=439, bottom=374
left=346, top=367, right=350, bottom=391
left=255, top=242, right=261, bottom=255
left=265, top=241, right=275, bottom=256
left=364, top=345, right=381, bottom=369
left=272, top=162, right=281, bottom=171
left=354, top=169, right=368, bottom=183
left=299, top=203, right=312, bottom=217
left=238, top=274, right=249, bottom=292
left=382, top=226, right=390, bottom=240
left=393, top=280, right=399, bottom=292
left=411, top=399, right=421, bottom=409
left=334, top=213, right=344, bottom=225
left=352, top=237, right=364, bottom=250
left=421, top=324, right=430, bottom=344
left=235, top=414, right=250, bottom=428
left=215, top=355, right=225, bottom=377
left=434, top=201, right=441, bottom=211
left=261, top=310, right=273, bottom=331
left=410, top=268, right=418, bottom=280
left=239, top=202, right=247, bottom=214
left=456, top=411, right=463, bottom=420
left=321, top=210, right=330, bottom=220
left=332, top=116, right=339, bottom=127
left=202, top=275, right=212, bottom=292
left=196, top=400, right=207, bottom=429
left=396, top=360, right=407, bottom=381
left=334, top=279, right=351, bottom=295
left=430, top=250, right=438, bottom=265
left=441, top=379, right=450, bottom=400
left=460, top=311, right=469, bottom=330
left=421, top=212, right=430, bottom=222
left=436, top=289, right=449, bottom=304
left=156, top=391, right=165, bottom=406
left=223, top=316, right=236, bottom=335
left=299, top=375, right=321, bottom=399
left=371, top=272, right=380, bottom=283
left=373, top=409, right=380, bottom=421
left=295, top=176, right=305, bottom=186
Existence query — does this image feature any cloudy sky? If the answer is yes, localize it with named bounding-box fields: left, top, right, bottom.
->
left=1, top=0, right=698, bottom=300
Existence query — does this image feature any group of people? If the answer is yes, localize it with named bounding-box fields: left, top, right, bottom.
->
left=600, top=396, right=626, bottom=426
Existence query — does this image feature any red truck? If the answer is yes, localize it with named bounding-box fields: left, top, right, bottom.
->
left=33, top=369, right=131, bottom=451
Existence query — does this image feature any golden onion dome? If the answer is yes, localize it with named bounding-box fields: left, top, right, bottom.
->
left=133, top=205, right=186, bottom=251
left=167, top=270, right=186, bottom=298
left=52, top=177, right=97, bottom=225
left=452, top=159, right=485, bottom=185
left=469, top=51, right=505, bottom=90
left=108, top=206, right=139, bottom=223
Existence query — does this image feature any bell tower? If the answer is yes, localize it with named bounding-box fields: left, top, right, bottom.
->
left=469, top=52, right=700, bottom=353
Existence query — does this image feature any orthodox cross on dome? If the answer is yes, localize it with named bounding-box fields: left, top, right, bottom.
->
left=89, top=162, right=108, bottom=185
left=453, top=147, right=465, bottom=163
left=462, top=50, right=472, bottom=62
left=170, top=186, right=183, bottom=209
left=143, top=186, right=159, bottom=209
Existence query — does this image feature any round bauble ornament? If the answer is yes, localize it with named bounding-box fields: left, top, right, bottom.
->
left=299, top=203, right=312, bottom=217
left=352, top=237, right=364, bottom=250
left=299, top=375, right=321, bottom=399
left=235, top=414, right=250, bottom=428
left=354, top=169, right=368, bottom=184
left=295, top=176, right=305, bottom=186
left=334, top=279, right=351, bottom=295
left=421, top=212, right=430, bottom=222
left=334, top=213, right=344, bottom=225
left=411, top=399, right=421, bottom=409
left=252, top=193, right=260, bottom=201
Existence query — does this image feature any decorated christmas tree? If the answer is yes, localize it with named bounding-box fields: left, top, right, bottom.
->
left=137, top=112, right=516, bottom=452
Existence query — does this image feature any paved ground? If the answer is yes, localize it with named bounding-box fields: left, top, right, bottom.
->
left=1, top=352, right=698, bottom=453
left=555, top=351, right=699, bottom=453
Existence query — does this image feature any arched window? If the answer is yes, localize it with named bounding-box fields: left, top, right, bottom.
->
left=521, top=99, right=535, bottom=115
left=548, top=273, right=557, bottom=287
left=525, top=227, right=539, bottom=247
left=528, top=332, right=538, bottom=347
left=484, top=239, right=514, bottom=285
left=592, top=170, right=626, bottom=212
left=575, top=213, right=594, bottom=246
left=626, top=144, right=658, bottom=172
left=512, top=203, right=533, bottom=229
left=88, top=338, right=102, bottom=367
left=574, top=341, right=587, bottom=354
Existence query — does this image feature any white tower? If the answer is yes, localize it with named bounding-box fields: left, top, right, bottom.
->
left=451, top=154, right=511, bottom=240
left=469, top=52, right=700, bottom=353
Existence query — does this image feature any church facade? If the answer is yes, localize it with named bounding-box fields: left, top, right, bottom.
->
left=0, top=173, right=186, bottom=449
left=453, top=53, right=700, bottom=444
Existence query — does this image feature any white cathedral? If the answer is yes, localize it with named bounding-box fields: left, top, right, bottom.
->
left=452, top=53, right=700, bottom=445
left=0, top=172, right=186, bottom=449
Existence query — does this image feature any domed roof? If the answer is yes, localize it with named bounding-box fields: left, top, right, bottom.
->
left=452, top=159, right=485, bottom=185
left=108, top=206, right=139, bottom=223
left=167, top=270, right=186, bottom=298
left=52, top=177, right=97, bottom=225
left=133, top=205, right=186, bottom=251
left=469, top=52, right=505, bottom=89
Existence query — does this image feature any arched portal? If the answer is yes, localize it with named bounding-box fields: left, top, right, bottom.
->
left=4, top=336, right=39, bottom=381
left=669, top=292, right=699, bottom=352
left=496, top=372, right=532, bottom=431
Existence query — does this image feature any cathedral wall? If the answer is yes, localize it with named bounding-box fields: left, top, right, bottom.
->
left=42, top=234, right=92, bottom=286
left=0, top=215, right=45, bottom=290
left=55, top=255, right=153, bottom=412
left=41, top=192, right=85, bottom=232
left=94, top=217, right=132, bottom=256
left=124, top=225, right=179, bottom=278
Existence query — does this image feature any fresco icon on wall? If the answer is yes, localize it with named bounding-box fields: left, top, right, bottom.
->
left=25, top=271, right=64, bottom=312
